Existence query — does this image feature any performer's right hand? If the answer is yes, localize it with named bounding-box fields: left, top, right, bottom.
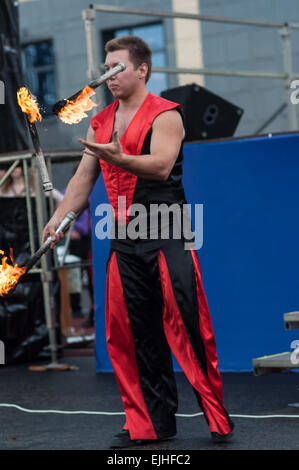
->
left=42, top=213, right=65, bottom=249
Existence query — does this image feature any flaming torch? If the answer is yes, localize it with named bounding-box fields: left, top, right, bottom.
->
left=52, top=62, right=126, bottom=124
left=17, top=86, right=53, bottom=192
left=0, top=249, right=26, bottom=297
left=0, top=212, right=77, bottom=298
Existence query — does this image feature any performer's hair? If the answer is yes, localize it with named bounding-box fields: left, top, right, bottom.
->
left=105, top=35, right=152, bottom=82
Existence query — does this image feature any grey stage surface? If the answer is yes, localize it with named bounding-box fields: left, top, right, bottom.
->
left=0, top=356, right=299, bottom=452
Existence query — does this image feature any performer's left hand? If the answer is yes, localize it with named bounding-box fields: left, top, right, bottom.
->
left=78, top=131, right=123, bottom=165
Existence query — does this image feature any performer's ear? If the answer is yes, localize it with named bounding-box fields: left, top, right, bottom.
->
left=138, top=63, right=148, bottom=80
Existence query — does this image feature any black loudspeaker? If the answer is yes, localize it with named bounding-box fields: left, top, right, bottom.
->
left=161, top=83, right=244, bottom=142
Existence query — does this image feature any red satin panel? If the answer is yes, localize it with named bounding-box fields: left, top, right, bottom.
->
left=158, top=250, right=231, bottom=435
left=190, top=249, right=225, bottom=401
left=105, top=252, right=157, bottom=440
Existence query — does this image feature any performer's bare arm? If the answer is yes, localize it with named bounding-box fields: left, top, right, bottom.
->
left=42, top=126, right=100, bottom=246
left=79, top=109, right=185, bottom=181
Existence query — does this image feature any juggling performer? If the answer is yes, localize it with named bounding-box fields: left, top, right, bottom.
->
left=43, top=35, right=234, bottom=448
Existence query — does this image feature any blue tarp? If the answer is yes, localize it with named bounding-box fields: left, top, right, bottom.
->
left=90, top=132, right=299, bottom=372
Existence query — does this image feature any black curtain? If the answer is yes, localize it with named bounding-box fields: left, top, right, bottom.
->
left=0, top=0, right=29, bottom=153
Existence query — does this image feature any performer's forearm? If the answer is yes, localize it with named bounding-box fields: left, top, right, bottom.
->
left=117, top=153, right=170, bottom=181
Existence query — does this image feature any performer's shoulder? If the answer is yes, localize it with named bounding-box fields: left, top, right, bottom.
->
left=147, top=92, right=179, bottom=108
left=147, top=92, right=183, bottom=120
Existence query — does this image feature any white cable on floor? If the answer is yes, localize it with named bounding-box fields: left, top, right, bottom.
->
left=0, top=403, right=299, bottom=418
left=230, top=413, right=299, bottom=419
left=0, top=403, right=125, bottom=415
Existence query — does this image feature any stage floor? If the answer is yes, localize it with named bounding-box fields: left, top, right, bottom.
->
left=0, top=356, right=299, bottom=451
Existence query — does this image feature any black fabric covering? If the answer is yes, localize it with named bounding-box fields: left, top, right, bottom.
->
left=0, top=0, right=29, bottom=153
left=0, top=197, right=60, bottom=365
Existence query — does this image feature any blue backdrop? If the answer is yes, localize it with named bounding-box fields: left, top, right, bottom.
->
left=89, top=132, right=299, bottom=372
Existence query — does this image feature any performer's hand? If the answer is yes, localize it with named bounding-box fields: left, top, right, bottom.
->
left=42, top=213, right=65, bottom=249
left=78, top=131, right=123, bottom=165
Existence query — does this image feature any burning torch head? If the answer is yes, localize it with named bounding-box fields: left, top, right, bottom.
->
left=0, top=249, right=27, bottom=298
left=52, top=86, right=98, bottom=124
left=17, top=87, right=42, bottom=123
left=52, top=91, right=82, bottom=116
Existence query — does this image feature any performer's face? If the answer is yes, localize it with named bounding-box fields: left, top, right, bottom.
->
left=105, top=49, right=147, bottom=99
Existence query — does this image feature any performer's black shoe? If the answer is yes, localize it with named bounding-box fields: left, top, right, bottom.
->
left=109, top=430, right=137, bottom=448
left=211, top=429, right=234, bottom=443
left=109, top=429, right=176, bottom=448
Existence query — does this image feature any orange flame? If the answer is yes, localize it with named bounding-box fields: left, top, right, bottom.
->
left=0, top=249, right=26, bottom=296
left=17, top=87, right=42, bottom=123
left=57, top=85, right=98, bottom=125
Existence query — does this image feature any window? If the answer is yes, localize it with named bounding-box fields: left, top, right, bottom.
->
left=21, top=40, right=56, bottom=116
left=103, top=23, right=168, bottom=98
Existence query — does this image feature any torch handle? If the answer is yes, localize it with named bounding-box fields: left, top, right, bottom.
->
left=89, top=62, right=126, bottom=89
left=35, top=149, right=53, bottom=192
left=29, top=122, right=53, bottom=192
left=25, top=211, right=77, bottom=272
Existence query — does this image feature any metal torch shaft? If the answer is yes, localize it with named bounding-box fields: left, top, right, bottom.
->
left=28, top=121, right=53, bottom=193
left=88, top=62, right=126, bottom=89
left=24, top=211, right=77, bottom=273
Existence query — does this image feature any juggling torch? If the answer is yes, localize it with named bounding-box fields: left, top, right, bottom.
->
left=17, top=87, right=53, bottom=192
left=0, top=212, right=77, bottom=298
left=52, top=62, right=126, bottom=124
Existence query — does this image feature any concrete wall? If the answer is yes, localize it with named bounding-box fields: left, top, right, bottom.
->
left=199, top=0, right=299, bottom=136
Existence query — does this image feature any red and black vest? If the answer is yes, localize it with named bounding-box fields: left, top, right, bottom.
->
left=90, top=92, right=187, bottom=225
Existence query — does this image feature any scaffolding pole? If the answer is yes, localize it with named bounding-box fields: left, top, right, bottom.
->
left=82, top=6, right=102, bottom=117
left=0, top=150, right=84, bottom=369
left=279, top=24, right=298, bottom=130
left=83, top=4, right=299, bottom=131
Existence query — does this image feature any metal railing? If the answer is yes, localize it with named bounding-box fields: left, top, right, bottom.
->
left=0, top=149, right=83, bottom=366
left=82, top=4, right=299, bottom=131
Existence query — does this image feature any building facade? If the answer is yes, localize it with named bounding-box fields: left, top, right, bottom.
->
left=19, top=0, right=299, bottom=188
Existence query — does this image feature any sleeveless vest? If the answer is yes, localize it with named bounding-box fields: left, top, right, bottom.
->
left=90, top=92, right=182, bottom=224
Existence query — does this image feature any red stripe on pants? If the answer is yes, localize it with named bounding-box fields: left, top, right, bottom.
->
left=158, top=250, right=231, bottom=435
left=105, top=252, right=157, bottom=440
left=190, top=250, right=225, bottom=402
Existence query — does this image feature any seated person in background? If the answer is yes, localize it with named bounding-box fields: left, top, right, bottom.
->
left=0, top=166, right=63, bottom=204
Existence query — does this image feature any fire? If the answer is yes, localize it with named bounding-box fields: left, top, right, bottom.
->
left=0, top=249, right=26, bottom=296
left=17, top=87, right=42, bottom=123
left=57, top=85, right=98, bottom=124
